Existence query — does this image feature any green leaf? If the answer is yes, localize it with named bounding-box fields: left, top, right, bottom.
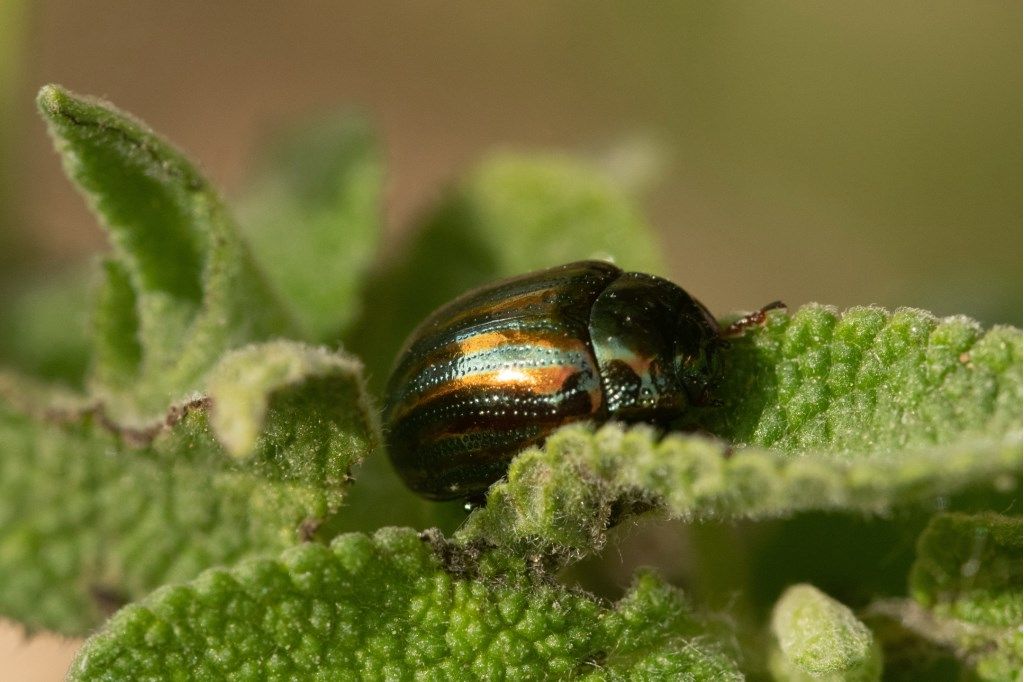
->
left=207, top=340, right=380, bottom=464
left=36, top=84, right=297, bottom=421
left=910, top=513, right=1021, bottom=625
left=458, top=306, right=1021, bottom=559
left=91, top=259, right=142, bottom=389
left=237, top=115, right=382, bottom=341
left=702, top=305, right=1021, bottom=452
left=0, top=266, right=92, bottom=386
left=769, top=584, right=882, bottom=681
left=0, top=342, right=378, bottom=635
left=866, top=513, right=1023, bottom=680
left=68, top=528, right=741, bottom=680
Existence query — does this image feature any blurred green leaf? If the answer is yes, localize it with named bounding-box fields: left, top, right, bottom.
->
left=0, top=341, right=378, bottom=635
left=458, top=306, right=1021, bottom=559
left=37, top=84, right=297, bottom=422
left=90, top=258, right=142, bottom=390
left=898, top=513, right=1021, bottom=680
left=0, top=266, right=92, bottom=386
left=864, top=514, right=1021, bottom=680
left=911, top=513, right=1021, bottom=625
left=69, top=528, right=740, bottom=680
left=1, top=88, right=384, bottom=637
left=237, top=115, right=382, bottom=342
left=769, top=583, right=881, bottom=681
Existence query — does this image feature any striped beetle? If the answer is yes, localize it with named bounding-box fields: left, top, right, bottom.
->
left=384, top=260, right=779, bottom=502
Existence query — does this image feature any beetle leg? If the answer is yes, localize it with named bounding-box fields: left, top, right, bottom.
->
left=722, top=300, right=786, bottom=337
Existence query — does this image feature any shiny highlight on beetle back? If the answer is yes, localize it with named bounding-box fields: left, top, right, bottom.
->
left=384, top=260, right=722, bottom=500
left=385, top=262, right=619, bottom=499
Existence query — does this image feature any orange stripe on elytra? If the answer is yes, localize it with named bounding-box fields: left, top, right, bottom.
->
left=398, top=364, right=580, bottom=417
left=398, top=328, right=578, bottom=388
left=455, top=330, right=564, bottom=355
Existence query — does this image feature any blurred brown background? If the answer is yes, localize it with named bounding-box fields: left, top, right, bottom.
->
left=1, top=2, right=1020, bottom=678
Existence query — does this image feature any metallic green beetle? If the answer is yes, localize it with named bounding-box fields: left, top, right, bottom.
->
left=384, top=260, right=775, bottom=501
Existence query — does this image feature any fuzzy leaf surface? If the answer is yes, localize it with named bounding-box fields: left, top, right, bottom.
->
left=0, top=266, right=92, bottom=386
left=0, top=342, right=378, bottom=635
left=459, top=306, right=1022, bottom=558
left=238, top=115, right=382, bottom=341
left=69, top=528, right=741, bottom=681
left=37, top=84, right=296, bottom=422
left=207, top=340, right=380, bottom=466
left=769, top=584, right=881, bottom=681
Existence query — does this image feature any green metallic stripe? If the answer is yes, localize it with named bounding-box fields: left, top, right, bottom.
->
left=384, top=261, right=623, bottom=499
left=389, top=302, right=586, bottom=392
left=388, top=331, right=601, bottom=426
left=393, top=373, right=594, bottom=429
left=388, top=261, right=619, bottom=388
left=387, top=321, right=596, bottom=420
left=409, top=260, right=619, bottom=345
left=396, top=329, right=593, bottom=406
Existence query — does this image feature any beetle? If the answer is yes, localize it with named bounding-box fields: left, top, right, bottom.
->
left=384, top=260, right=780, bottom=502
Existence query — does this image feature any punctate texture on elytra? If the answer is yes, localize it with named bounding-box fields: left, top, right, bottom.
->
left=384, top=260, right=721, bottom=501
left=68, top=528, right=741, bottom=681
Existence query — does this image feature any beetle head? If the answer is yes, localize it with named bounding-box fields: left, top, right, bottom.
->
left=672, top=304, right=725, bottom=407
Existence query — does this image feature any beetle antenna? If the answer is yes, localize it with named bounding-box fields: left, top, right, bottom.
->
left=722, top=300, right=786, bottom=337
